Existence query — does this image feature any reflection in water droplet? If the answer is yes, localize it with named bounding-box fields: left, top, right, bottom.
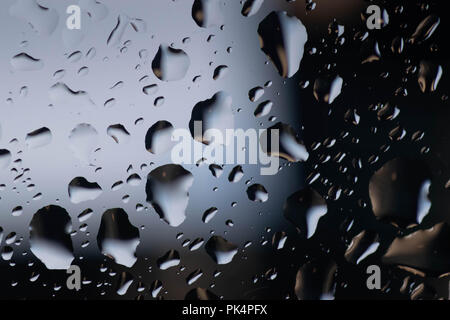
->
left=418, top=60, right=442, bottom=93
left=48, top=82, right=94, bottom=106
left=116, top=271, right=133, bottom=296
left=417, top=180, right=431, bottom=224
left=383, top=223, right=450, bottom=273
left=150, top=280, right=163, bottom=298
left=146, top=164, right=194, bottom=227
left=409, top=15, right=440, bottom=44
left=68, top=177, right=102, bottom=204
left=10, top=53, right=43, bottom=71
left=186, top=269, right=203, bottom=285
left=126, top=174, right=141, bottom=186
left=157, top=249, right=180, bottom=270
left=9, top=0, right=59, bottom=35
left=284, top=188, right=327, bottom=239
left=248, top=86, right=264, bottom=102
left=241, top=0, right=264, bottom=17
left=29, top=205, right=74, bottom=270
left=272, top=231, right=287, bottom=250
left=246, top=183, right=268, bottom=202
left=254, top=100, right=273, bottom=118
left=205, top=235, right=238, bottom=265
left=369, top=158, right=430, bottom=227
left=1, top=246, right=13, bottom=261
left=0, top=149, right=12, bottom=169
left=313, top=75, right=343, bottom=104
left=69, top=123, right=99, bottom=165
left=152, top=45, right=190, bottom=81
left=143, top=84, right=158, bottom=95
left=295, top=257, right=336, bottom=300
left=25, top=127, right=52, bottom=149
left=202, top=207, right=218, bottom=223
left=260, top=122, right=309, bottom=162
left=107, top=124, right=130, bottom=144
left=192, top=0, right=224, bottom=28
left=213, top=65, right=228, bottom=80
left=145, top=121, right=174, bottom=155
left=258, top=11, right=308, bottom=78
left=12, top=206, right=23, bottom=217
left=97, top=208, right=140, bottom=267
left=189, top=91, right=234, bottom=145
left=208, top=164, right=223, bottom=178
left=107, top=15, right=130, bottom=46
left=228, top=165, right=244, bottom=182
left=79, top=0, right=108, bottom=21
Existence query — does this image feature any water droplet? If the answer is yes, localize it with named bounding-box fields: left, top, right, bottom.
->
left=241, top=0, right=264, bottom=17
left=205, top=236, right=238, bottom=265
left=192, top=0, right=224, bottom=28
left=107, top=124, right=130, bottom=144
left=228, top=165, right=244, bottom=182
left=254, top=100, right=272, bottom=118
left=29, top=205, right=74, bottom=270
left=260, top=122, right=309, bottom=162
left=146, top=164, right=194, bottom=227
left=97, top=208, right=140, bottom=267
left=409, top=15, right=440, bottom=44
left=418, top=60, right=442, bottom=93
left=213, top=65, right=229, bottom=80
left=69, top=124, right=99, bottom=165
left=189, top=91, right=234, bottom=145
left=25, top=127, right=52, bottom=149
left=313, top=75, right=343, bottom=104
left=202, top=207, right=218, bottom=223
left=284, top=188, right=327, bottom=239
left=248, top=86, right=264, bottom=102
left=246, top=183, right=268, bottom=202
left=68, top=177, right=102, bottom=204
left=258, top=11, right=308, bottom=78
left=10, top=53, right=43, bottom=71
left=10, top=0, right=59, bottom=35
left=152, top=45, right=190, bottom=81
left=157, top=249, right=180, bottom=270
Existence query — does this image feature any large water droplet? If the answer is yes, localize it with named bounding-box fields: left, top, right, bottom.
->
left=145, top=120, right=175, bottom=155
left=246, top=183, right=269, bottom=202
left=192, top=0, right=224, bottom=28
left=10, top=53, right=43, bottom=71
left=25, top=127, right=52, bottom=149
left=152, top=45, right=190, bottom=81
left=107, top=124, right=130, bottom=144
left=9, top=0, right=59, bottom=35
left=418, top=60, right=442, bottom=93
left=409, top=15, right=440, bottom=44
left=145, top=164, right=194, bottom=227
left=68, top=124, right=99, bottom=165
left=29, top=205, right=74, bottom=270
left=260, top=122, right=309, bottom=162
left=48, top=82, right=94, bottom=106
left=202, top=207, right=218, bottom=223
left=284, top=188, right=327, bottom=239
left=258, top=11, right=308, bottom=78
left=97, top=208, right=140, bottom=267
left=68, top=177, right=102, bottom=204
left=205, top=235, right=238, bottom=265
left=189, top=91, right=234, bottom=145
left=313, top=75, right=343, bottom=104
left=157, top=249, right=180, bottom=270
left=241, top=0, right=264, bottom=17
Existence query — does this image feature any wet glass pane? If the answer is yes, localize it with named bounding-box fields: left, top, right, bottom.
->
left=0, top=0, right=448, bottom=300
